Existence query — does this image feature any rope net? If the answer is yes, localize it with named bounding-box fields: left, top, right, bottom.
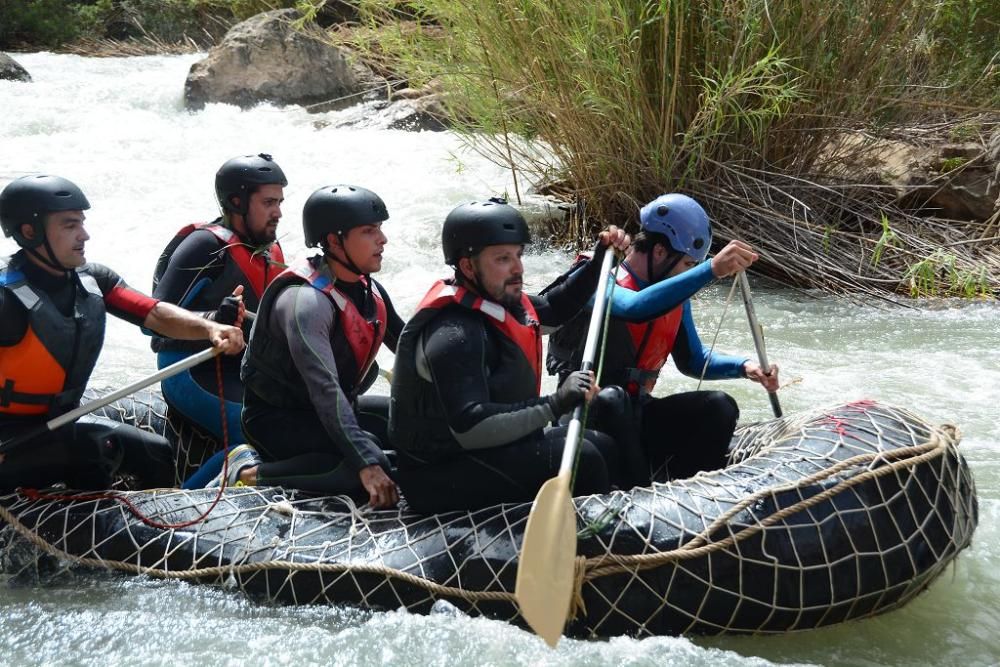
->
left=0, top=395, right=978, bottom=638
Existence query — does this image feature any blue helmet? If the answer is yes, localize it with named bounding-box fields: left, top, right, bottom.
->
left=638, top=193, right=712, bottom=262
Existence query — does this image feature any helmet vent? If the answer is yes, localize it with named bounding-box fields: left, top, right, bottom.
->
left=693, top=238, right=704, bottom=249
left=54, top=190, right=72, bottom=198
left=657, top=205, right=668, bottom=217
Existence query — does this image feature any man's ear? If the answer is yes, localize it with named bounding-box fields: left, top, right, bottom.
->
left=20, top=223, right=36, bottom=242
left=326, top=231, right=343, bottom=250
left=653, top=242, right=669, bottom=262
left=457, top=256, right=475, bottom=282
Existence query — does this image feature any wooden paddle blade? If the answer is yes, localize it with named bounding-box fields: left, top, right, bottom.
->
left=514, top=472, right=577, bottom=647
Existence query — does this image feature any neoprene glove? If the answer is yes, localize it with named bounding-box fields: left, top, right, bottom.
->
left=551, top=370, right=593, bottom=415
left=214, top=295, right=242, bottom=326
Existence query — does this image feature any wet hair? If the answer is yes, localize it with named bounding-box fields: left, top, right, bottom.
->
left=632, top=230, right=673, bottom=254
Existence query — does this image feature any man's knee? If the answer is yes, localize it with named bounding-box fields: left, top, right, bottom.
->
left=593, top=385, right=630, bottom=420
left=573, top=441, right=610, bottom=496
left=705, top=391, right=739, bottom=426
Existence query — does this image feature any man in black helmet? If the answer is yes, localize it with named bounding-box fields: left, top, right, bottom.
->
left=150, top=154, right=287, bottom=488
left=217, top=185, right=403, bottom=508
left=388, top=198, right=630, bottom=513
left=0, top=175, right=245, bottom=492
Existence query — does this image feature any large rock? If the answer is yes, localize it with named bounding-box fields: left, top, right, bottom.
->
left=0, top=53, right=31, bottom=82
left=184, top=9, right=386, bottom=111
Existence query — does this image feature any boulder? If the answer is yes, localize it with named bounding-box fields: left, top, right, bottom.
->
left=184, top=9, right=386, bottom=111
left=0, top=53, right=31, bottom=82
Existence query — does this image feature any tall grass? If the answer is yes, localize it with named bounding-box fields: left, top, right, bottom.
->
left=351, top=0, right=998, bottom=297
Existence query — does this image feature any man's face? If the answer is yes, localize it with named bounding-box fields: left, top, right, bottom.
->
left=666, top=253, right=698, bottom=277
left=338, top=222, right=387, bottom=274
left=32, top=210, right=89, bottom=269
left=465, top=243, right=524, bottom=308
left=243, top=184, right=284, bottom=244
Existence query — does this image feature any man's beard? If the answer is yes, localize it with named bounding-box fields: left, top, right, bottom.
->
left=474, top=267, right=522, bottom=309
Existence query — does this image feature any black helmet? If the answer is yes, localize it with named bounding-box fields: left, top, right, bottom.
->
left=0, top=175, right=91, bottom=249
left=214, top=153, right=287, bottom=217
left=302, top=185, right=389, bottom=247
left=442, top=198, right=531, bottom=265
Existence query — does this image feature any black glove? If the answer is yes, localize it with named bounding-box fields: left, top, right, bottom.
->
left=214, top=294, right=242, bottom=326
left=551, top=370, right=593, bottom=415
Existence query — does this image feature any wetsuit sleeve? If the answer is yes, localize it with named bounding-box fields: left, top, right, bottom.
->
left=88, top=264, right=159, bottom=326
left=530, top=242, right=611, bottom=327
left=0, top=290, right=28, bottom=346
left=272, top=285, right=386, bottom=470
left=421, top=309, right=557, bottom=450
left=608, top=261, right=715, bottom=322
left=372, top=277, right=404, bottom=353
left=152, top=230, right=225, bottom=316
left=671, top=301, right=748, bottom=380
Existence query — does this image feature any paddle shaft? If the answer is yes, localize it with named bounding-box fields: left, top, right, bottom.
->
left=737, top=271, right=782, bottom=418
left=0, top=346, right=220, bottom=455
left=557, top=248, right=616, bottom=477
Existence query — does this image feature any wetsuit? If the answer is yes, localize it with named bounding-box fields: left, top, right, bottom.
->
left=389, top=244, right=621, bottom=514
left=0, top=251, right=174, bottom=492
left=548, top=259, right=746, bottom=485
left=151, top=220, right=283, bottom=445
left=240, top=256, right=402, bottom=497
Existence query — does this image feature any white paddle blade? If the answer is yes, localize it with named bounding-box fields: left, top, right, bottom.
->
left=514, top=472, right=577, bottom=647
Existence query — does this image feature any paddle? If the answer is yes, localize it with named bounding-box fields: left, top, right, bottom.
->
left=0, top=346, right=221, bottom=456
left=515, top=247, right=616, bottom=647
left=737, top=271, right=782, bottom=418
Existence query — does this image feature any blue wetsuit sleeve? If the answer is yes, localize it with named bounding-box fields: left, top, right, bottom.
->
left=671, top=301, right=749, bottom=380
left=608, top=261, right=715, bottom=322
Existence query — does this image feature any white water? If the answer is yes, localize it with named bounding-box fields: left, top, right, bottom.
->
left=1, top=54, right=998, bottom=667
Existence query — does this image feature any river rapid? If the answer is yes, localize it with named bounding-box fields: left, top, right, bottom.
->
left=1, top=54, right=997, bottom=667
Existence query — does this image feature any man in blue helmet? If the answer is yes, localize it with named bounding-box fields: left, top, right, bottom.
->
left=0, top=175, right=245, bottom=492
left=212, top=185, right=402, bottom=509
left=151, top=154, right=287, bottom=488
left=547, top=193, right=780, bottom=486
left=389, top=198, right=630, bottom=513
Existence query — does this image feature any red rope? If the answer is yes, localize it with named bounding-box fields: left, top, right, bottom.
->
left=19, top=355, right=231, bottom=530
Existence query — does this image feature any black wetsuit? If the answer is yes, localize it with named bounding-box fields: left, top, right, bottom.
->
left=0, top=254, right=174, bottom=491
left=390, top=244, right=621, bottom=513
left=241, top=258, right=403, bottom=496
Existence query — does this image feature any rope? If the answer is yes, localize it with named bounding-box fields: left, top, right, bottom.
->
left=0, top=412, right=959, bottom=617
left=696, top=275, right=741, bottom=390
left=0, top=500, right=516, bottom=604
left=580, top=432, right=950, bottom=581
left=18, top=356, right=232, bottom=531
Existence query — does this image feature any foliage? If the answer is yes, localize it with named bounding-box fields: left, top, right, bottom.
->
left=0, top=0, right=306, bottom=49
left=348, top=0, right=999, bottom=298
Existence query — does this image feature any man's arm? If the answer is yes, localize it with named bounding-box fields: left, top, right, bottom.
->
left=609, top=262, right=714, bottom=322
left=0, top=290, right=28, bottom=346
left=89, top=263, right=243, bottom=354
left=372, top=277, right=405, bottom=353
left=671, top=302, right=748, bottom=380
left=423, top=309, right=580, bottom=449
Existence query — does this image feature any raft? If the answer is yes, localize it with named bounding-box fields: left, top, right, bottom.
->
left=0, top=393, right=978, bottom=638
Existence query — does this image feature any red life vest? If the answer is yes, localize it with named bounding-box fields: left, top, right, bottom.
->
left=617, top=266, right=683, bottom=396
left=413, top=280, right=542, bottom=392
left=284, top=261, right=388, bottom=386
left=160, top=221, right=285, bottom=300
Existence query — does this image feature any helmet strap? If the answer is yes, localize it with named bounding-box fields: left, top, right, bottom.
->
left=27, top=236, right=71, bottom=274
left=324, top=231, right=365, bottom=278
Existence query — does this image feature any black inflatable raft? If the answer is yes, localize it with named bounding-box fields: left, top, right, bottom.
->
left=0, top=394, right=978, bottom=638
